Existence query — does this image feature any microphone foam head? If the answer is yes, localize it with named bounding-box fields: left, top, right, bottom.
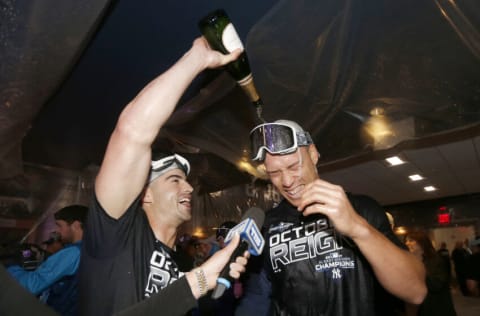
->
left=242, top=207, right=265, bottom=227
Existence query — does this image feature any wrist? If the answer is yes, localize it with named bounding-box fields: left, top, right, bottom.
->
left=182, top=43, right=209, bottom=73
left=186, top=268, right=208, bottom=299
left=349, top=217, right=372, bottom=241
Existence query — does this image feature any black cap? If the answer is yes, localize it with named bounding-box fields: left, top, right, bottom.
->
left=54, top=205, right=88, bottom=224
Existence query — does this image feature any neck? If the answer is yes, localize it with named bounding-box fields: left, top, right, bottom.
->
left=144, top=208, right=179, bottom=248
left=153, top=225, right=178, bottom=248
left=72, top=231, right=83, bottom=243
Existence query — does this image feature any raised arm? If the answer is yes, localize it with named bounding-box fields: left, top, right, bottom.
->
left=95, top=37, right=241, bottom=218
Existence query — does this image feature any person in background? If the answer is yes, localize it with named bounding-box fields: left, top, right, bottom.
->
left=464, top=238, right=473, bottom=255
left=7, top=205, right=87, bottom=316
left=465, top=236, right=480, bottom=297
left=452, top=240, right=471, bottom=296
left=437, top=241, right=452, bottom=284
left=176, top=234, right=198, bottom=269
left=237, top=119, right=426, bottom=315
left=404, top=231, right=456, bottom=316
left=216, top=221, right=237, bottom=248
left=195, top=237, right=221, bottom=265
left=78, top=37, right=244, bottom=316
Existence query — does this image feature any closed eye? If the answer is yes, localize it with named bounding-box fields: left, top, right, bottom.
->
left=288, top=163, right=301, bottom=173
left=267, top=170, right=280, bottom=177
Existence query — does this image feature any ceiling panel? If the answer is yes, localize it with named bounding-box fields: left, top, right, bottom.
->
left=403, top=148, right=446, bottom=173
left=321, top=135, right=480, bottom=206
left=437, top=139, right=479, bottom=171
left=456, top=169, right=480, bottom=193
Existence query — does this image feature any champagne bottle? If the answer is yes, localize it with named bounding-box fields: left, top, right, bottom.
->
left=198, top=9, right=264, bottom=121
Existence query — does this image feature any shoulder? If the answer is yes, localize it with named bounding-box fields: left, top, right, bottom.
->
left=347, top=192, right=404, bottom=246
left=348, top=192, right=381, bottom=207
left=49, top=243, right=81, bottom=262
left=347, top=193, right=384, bottom=218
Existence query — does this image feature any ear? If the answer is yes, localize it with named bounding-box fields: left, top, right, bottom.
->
left=142, top=186, right=154, bottom=204
left=307, top=144, right=320, bottom=165
left=71, top=220, right=82, bottom=231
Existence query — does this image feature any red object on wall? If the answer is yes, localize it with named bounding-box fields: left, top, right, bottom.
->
left=437, top=213, right=451, bottom=224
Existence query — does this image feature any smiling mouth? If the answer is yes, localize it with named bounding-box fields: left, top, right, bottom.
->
left=179, top=198, right=191, bottom=208
left=285, top=185, right=304, bottom=198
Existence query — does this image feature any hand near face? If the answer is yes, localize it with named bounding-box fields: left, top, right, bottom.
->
left=296, top=178, right=367, bottom=238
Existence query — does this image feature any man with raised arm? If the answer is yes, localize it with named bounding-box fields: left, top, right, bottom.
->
left=79, top=37, right=245, bottom=316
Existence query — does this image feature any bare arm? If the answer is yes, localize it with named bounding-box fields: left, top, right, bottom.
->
left=95, top=37, right=241, bottom=218
left=349, top=218, right=426, bottom=304
left=298, top=179, right=427, bottom=304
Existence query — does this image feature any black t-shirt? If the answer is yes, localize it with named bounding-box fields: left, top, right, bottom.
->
left=79, top=195, right=187, bottom=316
left=263, top=194, right=404, bottom=316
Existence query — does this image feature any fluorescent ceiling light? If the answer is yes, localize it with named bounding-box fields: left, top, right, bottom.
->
left=385, top=156, right=405, bottom=166
left=424, top=186, right=437, bottom=192
left=409, top=174, right=424, bottom=181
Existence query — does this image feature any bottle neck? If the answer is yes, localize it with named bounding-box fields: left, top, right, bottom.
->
left=238, top=75, right=260, bottom=104
left=237, top=75, right=266, bottom=122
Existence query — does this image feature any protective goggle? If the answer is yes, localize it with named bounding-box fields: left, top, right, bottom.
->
left=250, top=122, right=313, bottom=161
left=149, top=153, right=190, bottom=183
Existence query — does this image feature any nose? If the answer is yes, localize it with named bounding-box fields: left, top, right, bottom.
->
left=281, top=171, right=295, bottom=188
left=184, top=181, right=194, bottom=193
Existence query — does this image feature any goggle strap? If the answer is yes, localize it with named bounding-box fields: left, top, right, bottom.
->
left=149, top=154, right=190, bottom=183
left=296, top=132, right=313, bottom=146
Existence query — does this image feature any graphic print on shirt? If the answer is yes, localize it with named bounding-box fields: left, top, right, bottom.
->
left=268, top=217, right=355, bottom=280
left=144, top=246, right=184, bottom=297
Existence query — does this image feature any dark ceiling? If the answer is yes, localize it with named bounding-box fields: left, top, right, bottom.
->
left=1, top=0, right=480, bottom=215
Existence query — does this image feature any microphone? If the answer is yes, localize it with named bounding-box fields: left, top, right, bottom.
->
left=211, top=207, right=265, bottom=299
